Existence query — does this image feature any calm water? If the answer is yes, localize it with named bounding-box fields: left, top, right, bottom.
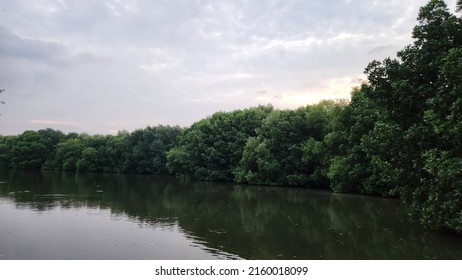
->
left=0, top=169, right=461, bottom=260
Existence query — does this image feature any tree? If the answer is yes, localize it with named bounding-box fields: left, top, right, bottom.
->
left=10, top=131, right=47, bottom=169
left=235, top=101, right=341, bottom=187
left=0, top=135, right=16, bottom=167
left=55, top=137, right=84, bottom=171
left=103, top=132, right=129, bottom=173
left=337, top=0, right=462, bottom=231
left=327, top=86, right=383, bottom=194
left=167, top=105, right=273, bottom=181
left=38, top=128, right=66, bottom=169
left=123, top=125, right=182, bottom=174
left=0, top=89, right=5, bottom=113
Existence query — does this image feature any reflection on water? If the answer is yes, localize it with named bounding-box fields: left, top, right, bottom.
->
left=0, top=169, right=461, bottom=259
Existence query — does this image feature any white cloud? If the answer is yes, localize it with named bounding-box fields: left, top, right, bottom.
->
left=2, top=0, right=455, bottom=135
left=219, top=72, right=257, bottom=80
left=28, top=119, right=81, bottom=126
left=256, top=75, right=364, bottom=109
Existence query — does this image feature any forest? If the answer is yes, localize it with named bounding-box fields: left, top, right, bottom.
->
left=0, top=0, right=461, bottom=233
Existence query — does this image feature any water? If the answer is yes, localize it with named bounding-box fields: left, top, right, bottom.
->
left=0, top=169, right=461, bottom=260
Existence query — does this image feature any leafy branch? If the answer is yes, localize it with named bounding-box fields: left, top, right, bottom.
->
left=0, top=89, right=5, bottom=116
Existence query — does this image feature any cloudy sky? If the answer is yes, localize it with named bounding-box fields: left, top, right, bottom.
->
left=0, top=0, right=457, bottom=135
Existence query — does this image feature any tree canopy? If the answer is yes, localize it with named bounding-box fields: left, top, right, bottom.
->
left=326, top=0, right=462, bottom=231
left=0, top=125, right=182, bottom=175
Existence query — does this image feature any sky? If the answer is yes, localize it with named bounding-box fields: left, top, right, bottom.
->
left=0, top=0, right=458, bottom=135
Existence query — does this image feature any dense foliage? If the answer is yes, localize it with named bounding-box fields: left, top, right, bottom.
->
left=166, top=105, right=274, bottom=181
left=0, top=126, right=182, bottom=175
left=234, top=101, right=342, bottom=188
left=327, top=0, right=462, bottom=232
left=1, top=1, right=460, bottom=233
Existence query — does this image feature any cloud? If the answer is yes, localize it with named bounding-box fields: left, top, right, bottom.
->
left=367, top=45, right=395, bottom=56
left=256, top=75, right=363, bottom=109
left=76, top=53, right=113, bottom=65
left=0, top=26, right=68, bottom=65
left=28, top=119, right=81, bottom=126
left=2, top=0, right=453, bottom=135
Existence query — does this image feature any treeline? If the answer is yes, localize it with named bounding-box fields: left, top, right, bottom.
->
left=0, top=0, right=460, bottom=233
left=166, top=101, right=343, bottom=189
left=0, top=126, right=182, bottom=174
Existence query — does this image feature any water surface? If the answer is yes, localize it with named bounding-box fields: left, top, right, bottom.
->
left=0, top=169, right=461, bottom=259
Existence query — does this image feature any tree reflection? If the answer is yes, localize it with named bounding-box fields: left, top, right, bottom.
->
left=0, top=170, right=461, bottom=259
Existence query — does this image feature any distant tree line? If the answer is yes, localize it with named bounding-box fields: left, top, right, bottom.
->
left=0, top=126, right=183, bottom=174
left=0, top=0, right=460, bottom=233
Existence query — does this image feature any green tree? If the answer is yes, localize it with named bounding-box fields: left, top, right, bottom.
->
left=327, top=87, right=379, bottom=194
left=167, top=105, right=273, bottom=181
left=10, top=131, right=47, bottom=169
left=0, top=135, right=16, bottom=167
left=103, top=132, right=130, bottom=173
left=38, top=128, right=66, bottom=169
left=124, top=126, right=182, bottom=174
left=235, top=101, right=341, bottom=187
left=336, top=0, right=462, bottom=231
left=76, top=134, right=108, bottom=172
left=55, top=137, right=84, bottom=171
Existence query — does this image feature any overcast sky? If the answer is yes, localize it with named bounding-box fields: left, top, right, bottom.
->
left=0, top=0, right=457, bottom=135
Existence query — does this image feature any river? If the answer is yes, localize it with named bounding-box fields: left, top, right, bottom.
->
left=0, top=169, right=460, bottom=259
